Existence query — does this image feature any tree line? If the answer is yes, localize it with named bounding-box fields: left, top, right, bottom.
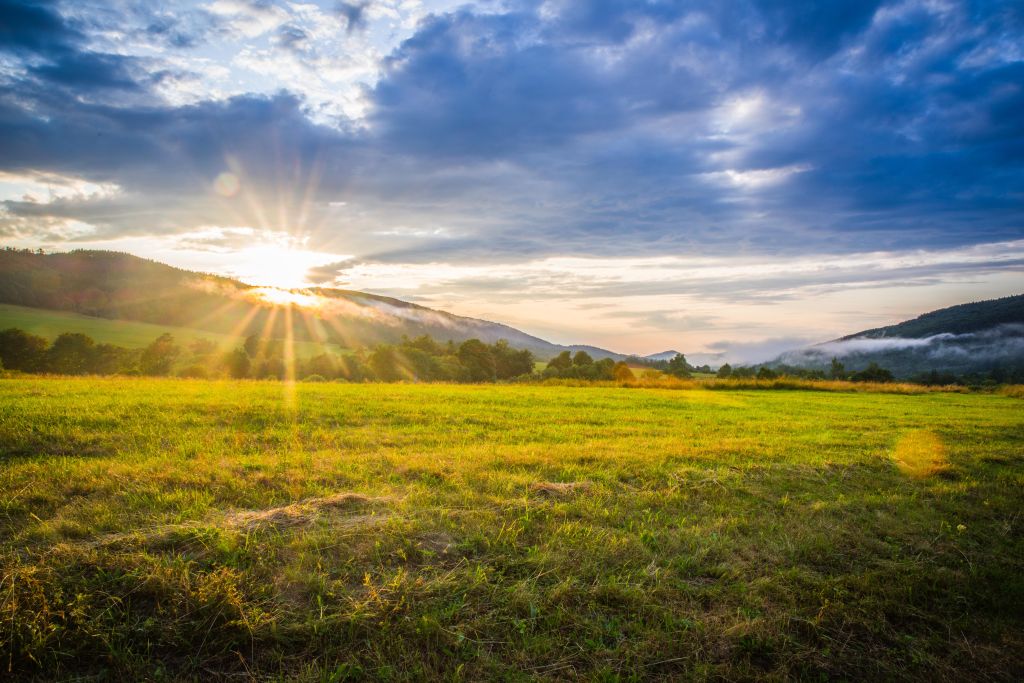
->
left=5, top=327, right=1015, bottom=385
left=0, top=328, right=542, bottom=383
left=714, top=358, right=896, bottom=383
left=714, top=357, right=1023, bottom=385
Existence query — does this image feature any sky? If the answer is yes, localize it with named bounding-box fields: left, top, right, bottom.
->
left=0, top=0, right=1022, bottom=362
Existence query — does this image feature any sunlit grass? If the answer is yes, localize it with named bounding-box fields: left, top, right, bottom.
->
left=1, top=378, right=1022, bottom=680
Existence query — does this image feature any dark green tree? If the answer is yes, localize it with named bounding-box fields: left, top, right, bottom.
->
left=45, top=333, right=95, bottom=375
left=492, top=340, right=534, bottom=379
left=458, top=339, right=496, bottom=382
left=91, top=343, right=135, bottom=374
left=572, top=350, right=594, bottom=367
left=666, top=353, right=691, bottom=378
left=850, top=362, right=894, bottom=383
left=593, top=357, right=616, bottom=380
left=717, top=363, right=733, bottom=378
left=0, top=328, right=48, bottom=372
left=547, top=351, right=573, bottom=372
left=829, top=357, right=846, bottom=380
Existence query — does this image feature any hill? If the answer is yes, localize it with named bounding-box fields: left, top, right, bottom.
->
left=0, top=249, right=629, bottom=360
left=642, top=349, right=684, bottom=362
left=770, top=294, right=1024, bottom=379
left=841, top=294, right=1024, bottom=339
left=0, top=303, right=332, bottom=358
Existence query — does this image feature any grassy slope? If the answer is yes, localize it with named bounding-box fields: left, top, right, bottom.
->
left=1, top=379, right=1022, bottom=681
left=0, top=303, right=331, bottom=357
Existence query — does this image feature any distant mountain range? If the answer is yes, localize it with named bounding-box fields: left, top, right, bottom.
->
left=0, top=249, right=676, bottom=362
left=770, top=294, right=1024, bottom=378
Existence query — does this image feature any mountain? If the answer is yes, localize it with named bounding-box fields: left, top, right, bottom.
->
left=642, top=350, right=683, bottom=362
left=840, top=294, right=1024, bottom=340
left=770, top=294, right=1024, bottom=379
left=0, top=248, right=629, bottom=360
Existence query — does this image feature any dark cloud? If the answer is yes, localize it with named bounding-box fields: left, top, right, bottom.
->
left=337, top=1, right=370, bottom=33
left=0, top=0, right=81, bottom=54
left=752, top=0, right=885, bottom=58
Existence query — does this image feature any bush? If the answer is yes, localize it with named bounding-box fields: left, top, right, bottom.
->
left=303, top=374, right=327, bottom=382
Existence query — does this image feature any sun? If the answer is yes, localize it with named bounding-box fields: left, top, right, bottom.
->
left=229, top=243, right=338, bottom=290
left=250, top=287, right=324, bottom=309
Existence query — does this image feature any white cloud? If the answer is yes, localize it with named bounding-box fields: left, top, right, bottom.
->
left=0, top=172, right=121, bottom=204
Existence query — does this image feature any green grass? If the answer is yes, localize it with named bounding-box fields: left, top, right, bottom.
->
left=1, top=378, right=1022, bottom=681
left=0, top=303, right=333, bottom=357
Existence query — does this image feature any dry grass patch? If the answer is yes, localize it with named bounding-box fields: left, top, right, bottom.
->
left=529, top=481, right=592, bottom=498
left=224, top=492, right=386, bottom=529
left=1000, top=384, right=1024, bottom=398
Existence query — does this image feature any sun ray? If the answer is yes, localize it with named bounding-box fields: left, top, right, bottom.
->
left=282, top=304, right=297, bottom=409
left=221, top=300, right=266, bottom=346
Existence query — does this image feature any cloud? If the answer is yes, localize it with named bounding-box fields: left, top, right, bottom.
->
left=698, top=336, right=821, bottom=366
left=775, top=324, right=1024, bottom=368
left=0, top=0, right=1021, bottom=351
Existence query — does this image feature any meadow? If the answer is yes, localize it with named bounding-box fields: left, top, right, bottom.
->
left=1, top=377, right=1022, bottom=681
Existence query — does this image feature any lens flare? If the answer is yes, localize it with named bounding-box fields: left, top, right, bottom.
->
left=213, top=172, right=240, bottom=197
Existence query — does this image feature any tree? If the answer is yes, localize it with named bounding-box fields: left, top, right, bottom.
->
left=492, top=340, right=534, bottom=379
left=140, top=333, right=181, bottom=376
left=0, top=328, right=48, bottom=372
left=547, top=351, right=573, bottom=372
left=254, top=356, right=286, bottom=379
left=243, top=333, right=261, bottom=358
left=399, top=347, right=442, bottom=381
left=336, top=354, right=367, bottom=382
left=756, top=366, right=778, bottom=380
left=829, top=357, right=846, bottom=380
left=458, top=339, right=496, bottom=382
left=593, top=357, right=616, bottom=380
left=613, top=361, right=634, bottom=381
left=305, top=353, right=338, bottom=379
left=404, top=335, right=443, bottom=355
left=572, top=350, right=594, bottom=367
left=850, top=362, right=893, bottom=383
left=189, top=338, right=218, bottom=357
left=368, top=345, right=404, bottom=381
left=225, top=348, right=250, bottom=378
left=91, top=343, right=134, bottom=374
left=666, top=353, right=691, bottom=378
left=45, top=333, right=95, bottom=375
left=717, top=363, right=733, bottom=378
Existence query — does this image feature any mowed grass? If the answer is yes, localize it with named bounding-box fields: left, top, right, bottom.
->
left=1, top=378, right=1022, bottom=681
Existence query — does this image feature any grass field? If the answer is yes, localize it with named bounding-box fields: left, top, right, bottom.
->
left=0, top=304, right=330, bottom=357
left=1, top=378, right=1022, bottom=681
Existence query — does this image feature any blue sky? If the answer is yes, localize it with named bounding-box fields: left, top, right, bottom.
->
left=0, top=0, right=1022, bottom=360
